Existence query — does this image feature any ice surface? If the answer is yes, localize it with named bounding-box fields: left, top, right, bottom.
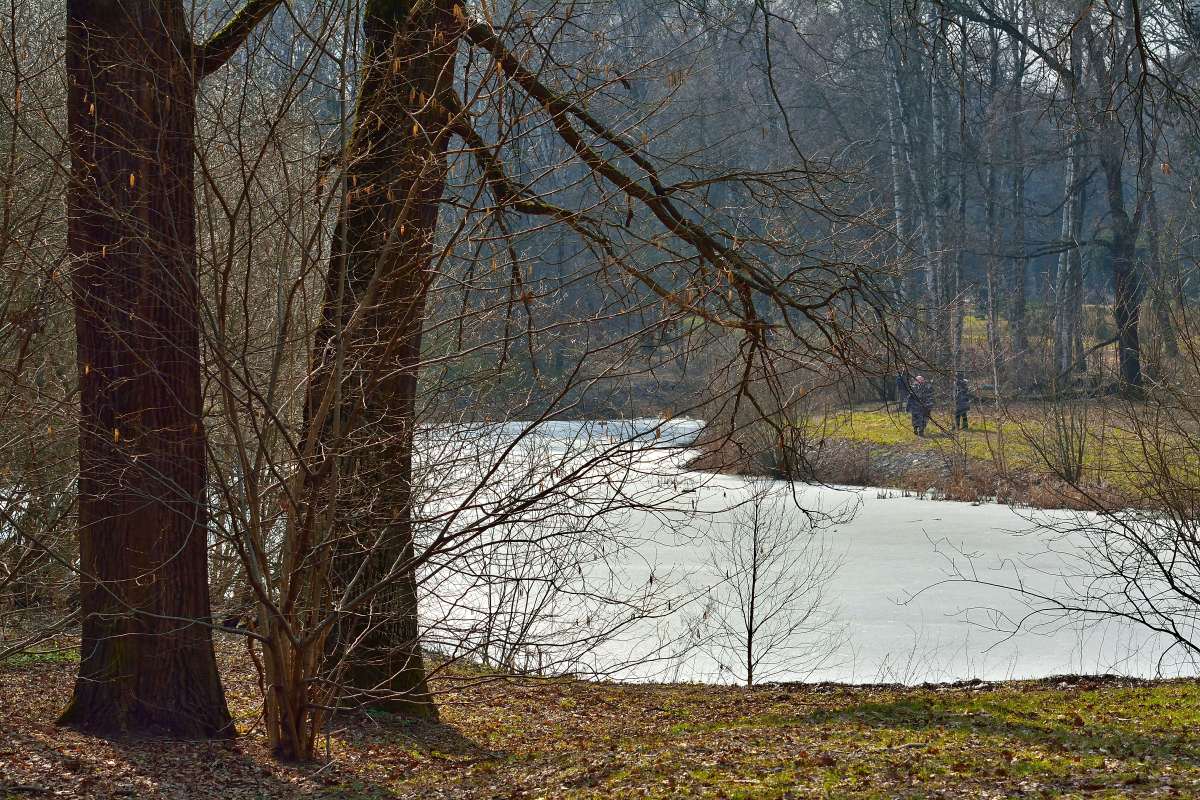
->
left=418, top=421, right=1194, bottom=685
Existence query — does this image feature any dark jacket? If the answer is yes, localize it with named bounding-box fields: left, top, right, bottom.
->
left=954, top=379, right=971, bottom=413
left=906, top=382, right=932, bottom=415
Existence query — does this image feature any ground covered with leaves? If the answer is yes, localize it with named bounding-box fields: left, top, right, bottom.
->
left=2, top=646, right=1199, bottom=798
left=2, top=647, right=1200, bottom=796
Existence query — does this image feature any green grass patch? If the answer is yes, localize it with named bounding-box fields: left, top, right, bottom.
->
left=815, top=405, right=1171, bottom=492
left=0, top=647, right=78, bottom=669
left=520, top=681, right=1200, bottom=798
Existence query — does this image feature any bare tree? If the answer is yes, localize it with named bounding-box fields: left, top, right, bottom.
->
left=703, top=481, right=844, bottom=686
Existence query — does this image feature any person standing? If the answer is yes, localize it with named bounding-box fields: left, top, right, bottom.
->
left=906, top=375, right=933, bottom=436
left=954, top=372, right=972, bottom=430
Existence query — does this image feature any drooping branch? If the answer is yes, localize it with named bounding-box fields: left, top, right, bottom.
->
left=464, top=22, right=867, bottom=333
left=195, top=0, right=285, bottom=79
left=443, top=98, right=748, bottom=332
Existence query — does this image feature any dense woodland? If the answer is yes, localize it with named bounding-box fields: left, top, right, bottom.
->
left=3, top=0, right=1200, bottom=787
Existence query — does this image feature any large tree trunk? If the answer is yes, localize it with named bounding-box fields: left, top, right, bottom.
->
left=303, top=0, right=461, bottom=720
left=59, top=0, right=233, bottom=737
left=1079, top=8, right=1142, bottom=390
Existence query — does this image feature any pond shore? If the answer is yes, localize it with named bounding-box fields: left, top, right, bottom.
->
left=687, top=405, right=1134, bottom=512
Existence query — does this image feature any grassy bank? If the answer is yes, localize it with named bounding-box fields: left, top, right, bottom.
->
left=2, top=648, right=1199, bottom=798
left=819, top=404, right=1147, bottom=490
left=685, top=401, right=1168, bottom=509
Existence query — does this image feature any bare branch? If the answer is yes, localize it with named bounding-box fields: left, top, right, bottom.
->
left=195, top=0, right=285, bottom=79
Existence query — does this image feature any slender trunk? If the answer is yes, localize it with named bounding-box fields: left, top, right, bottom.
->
left=745, top=521, right=759, bottom=688
left=887, top=107, right=908, bottom=263
left=1072, top=179, right=1088, bottom=371
left=887, top=87, right=919, bottom=350
left=59, top=0, right=233, bottom=737
left=1008, top=52, right=1028, bottom=377
left=1144, top=156, right=1177, bottom=361
left=985, top=198, right=1001, bottom=375
left=1054, top=128, right=1083, bottom=380
left=929, top=38, right=951, bottom=372
left=952, top=24, right=968, bottom=376
left=983, top=34, right=1002, bottom=373
left=889, top=42, right=934, bottom=352
left=887, top=102, right=909, bottom=301
left=1055, top=28, right=1086, bottom=381
left=1096, top=135, right=1142, bottom=389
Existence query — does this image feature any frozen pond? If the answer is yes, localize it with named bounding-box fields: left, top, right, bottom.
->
left=418, top=421, right=1196, bottom=685
left=610, top=458, right=1181, bottom=684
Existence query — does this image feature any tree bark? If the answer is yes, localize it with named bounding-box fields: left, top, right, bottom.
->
left=1108, top=201, right=1143, bottom=389
left=1095, top=121, right=1142, bottom=389
left=888, top=38, right=933, bottom=348
left=303, top=0, right=462, bottom=720
left=886, top=102, right=909, bottom=300
left=59, top=0, right=232, bottom=737
left=928, top=25, right=952, bottom=372
left=1054, top=128, right=1084, bottom=380
left=982, top=31, right=1003, bottom=373
left=952, top=20, right=969, bottom=376
left=1079, top=6, right=1142, bottom=390
left=884, top=70, right=922, bottom=368
left=1143, top=146, right=1177, bottom=362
